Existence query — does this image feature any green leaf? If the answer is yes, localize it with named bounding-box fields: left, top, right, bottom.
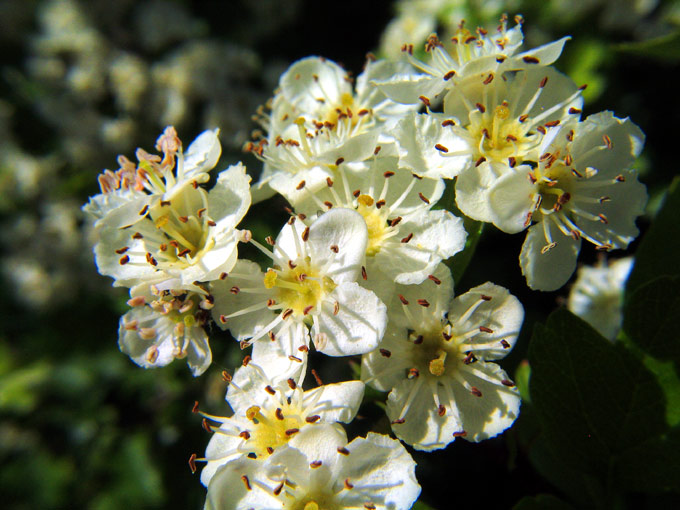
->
left=626, top=177, right=680, bottom=295
left=515, top=360, right=532, bottom=404
left=513, top=494, right=577, bottom=510
left=529, top=308, right=679, bottom=494
left=615, top=29, right=680, bottom=63
left=614, top=425, right=680, bottom=493
left=639, top=354, right=680, bottom=427
left=624, top=275, right=680, bottom=364
left=0, top=361, right=51, bottom=413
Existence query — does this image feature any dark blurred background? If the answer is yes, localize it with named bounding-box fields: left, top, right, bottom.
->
left=1, top=1, right=678, bottom=509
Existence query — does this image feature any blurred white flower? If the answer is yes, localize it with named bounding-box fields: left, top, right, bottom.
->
left=568, top=257, right=633, bottom=340
left=375, top=15, right=569, bottom=105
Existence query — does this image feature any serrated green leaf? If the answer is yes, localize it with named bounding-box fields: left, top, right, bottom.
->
left=627, top=177, right=680, bottom=295
left=529, top=308, right=677, bottom=493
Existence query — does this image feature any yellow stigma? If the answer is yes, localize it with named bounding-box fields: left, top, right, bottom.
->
left=356, top=197, right=390, bottom=257
left=264, top=269, right=278, bottom=289
left=428, top=350, right=448, bottom=376
left=266, top=261, right=336, bottom=316
left=304, top=503, right=319, bottom=510
left=243, top=402, right=306, bottom=458
left=494, top=104, right=510, bottom=120
left=357, top=194, right=374, bottom=207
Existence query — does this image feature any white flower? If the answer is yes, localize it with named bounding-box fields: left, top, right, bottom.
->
left=294, top=155, right=467, bottom=287
left=568, top=256, right=633, bottom=340
left=485, top=111, right=646, bottom=290
left=375, top=16, right=569, bottom=104
left=248, top=56, right=418, bottom=204
left=197, top=360, right=365, bottom=487
left=204, top=425, right=420, bottom=510
left=94, top=162, right=251, bottom=291
left=83, top=126, right=221, bottom=229
left=447, top=66, right=583, bottom=223
left=118, top=289, right=213, bottom=376
left=362, top=266, right=523, bottom=450
left=210, top=208, right=387, bottom=358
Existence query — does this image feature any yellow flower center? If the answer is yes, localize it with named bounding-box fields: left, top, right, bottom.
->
left=356, top=194, right=391, bottom=257
left=244, top=404, right=306, bottom=458
left=410, top=323, right=467, bottom=378
left=467, top=103, right=529, bottom=163
left=264, top=259, right=336, bottom=317
left=323, top=92, right=359, bottom=127
left=146, top=186, right=213, bottom=267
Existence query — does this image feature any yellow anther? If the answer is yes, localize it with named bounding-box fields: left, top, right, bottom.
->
left=264, top=269, right=278, bottom=289
left=294, top=117, right=306, bottom=126
left=246, top=406, right=261, bottom=421
left=357, top=194, right=374, bottom=207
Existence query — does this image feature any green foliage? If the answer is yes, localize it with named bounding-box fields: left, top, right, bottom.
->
left=626, top=177, right=680, bottom=295
left=624, top=276, right=680, bottom=364
left=529, top=308, right=680, bottom=505
left=615, top=30, right=680, bottom=63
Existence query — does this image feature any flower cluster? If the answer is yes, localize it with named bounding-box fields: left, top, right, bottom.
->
left=83, top=14, right=646, bottom=510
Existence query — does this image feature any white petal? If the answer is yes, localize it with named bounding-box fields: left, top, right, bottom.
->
left=306, top=208, right=367, bottom=283
left=487, top=165, right=537, bottom=234
left=447, top=361, right=521, bottom=442
left=85, top=192, right=151, bottom=229
left=210, top=260, right=274, bottom=336
left=204, top=457, right=281, bottom=510
left=186, top=326, right=212, bottom=376
left=314, top=282, right=386, bottom=356
left=280, top=57, right=349, bottom=113
left=373, top=72, right=443, bottom=105
left=378, top=209, right=466, bottom=285
left=182, top=128, right=222, bottom=179
left=520, top=220, right=581, bottom=291
left=387, top=377, right=461, bottom=450
left=514, top=36, right=570, bottom=69
left=448, top=282, right=524, bottom=360
left=455, top=161, right=508, bottom=222
left=393, top=112, right=472, bottom=179
left=336, top=432, right=420, bottom=510
left=302, top=381, right=365, bottom=424
left=208, top=162, right=252, bottom=234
